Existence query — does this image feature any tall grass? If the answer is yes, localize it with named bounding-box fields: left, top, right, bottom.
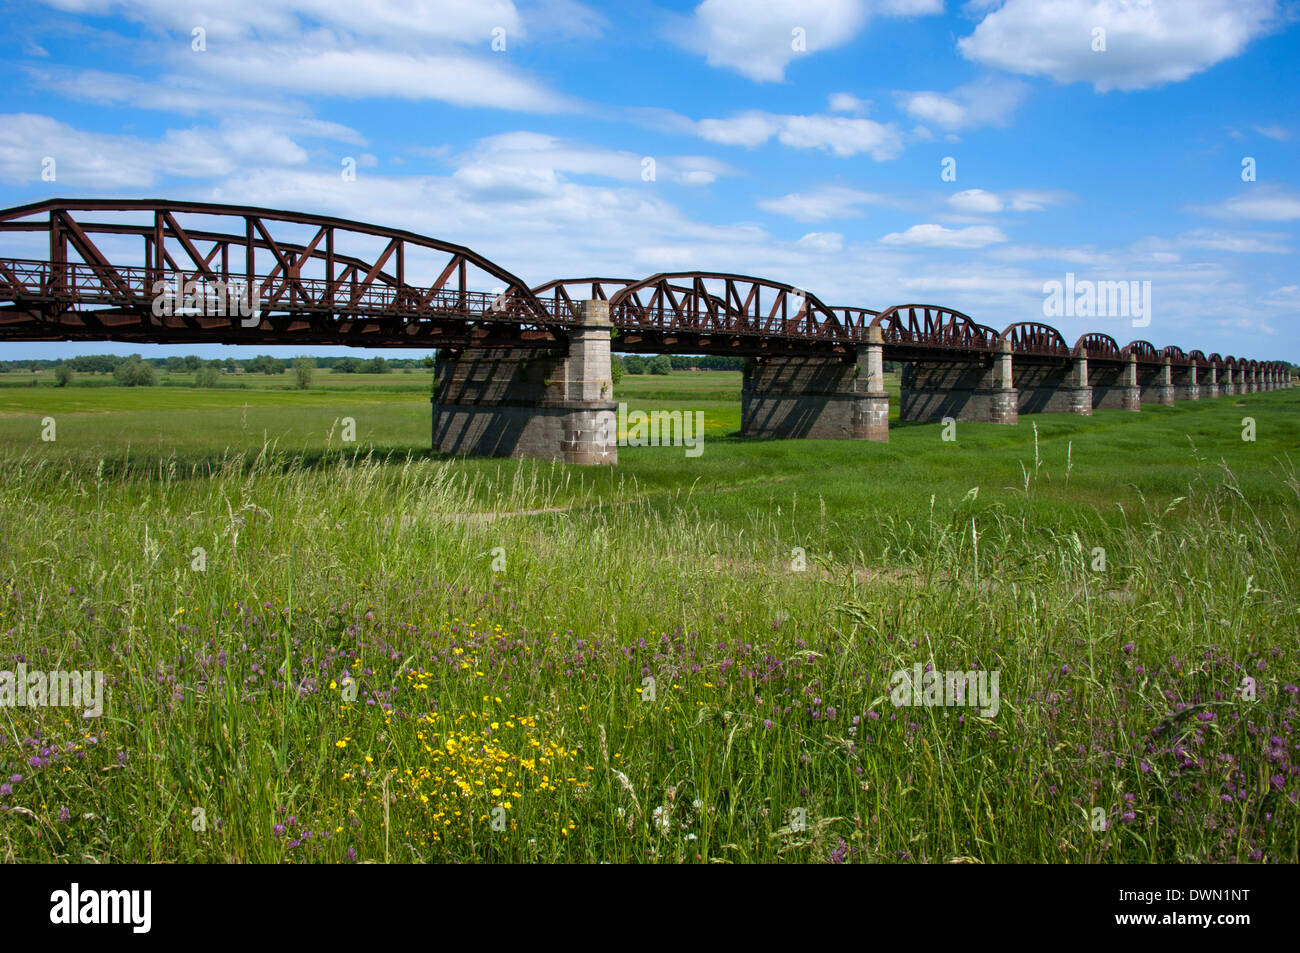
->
left=1, top=426, right=1296, bottom=863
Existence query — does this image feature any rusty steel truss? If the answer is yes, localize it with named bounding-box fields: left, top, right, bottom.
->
left=0, top=199, right=1283, bottom=375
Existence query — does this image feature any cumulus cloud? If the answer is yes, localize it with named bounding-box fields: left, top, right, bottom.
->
left=957, top=0, right=1279, bottom=92
left=827, top=92, right=870, bottom=113
left=758, top=186, right=894, bottom=222
left=696, top=111, right=903, bottom=159
left=35, top=1, right=588, bottom=116
left=895, top=77, right=1028, bottom=131
left=1194, top=186, right=1300, bottom=221
left=669, top=0, right=942, bottom=82
left=0, top=112, right=315, bottom=187
left=879, top=223, right=1009, bottom=248
left=945, top=187, right=1069, bottom=214
left=453, top=131, right=734, bottom=189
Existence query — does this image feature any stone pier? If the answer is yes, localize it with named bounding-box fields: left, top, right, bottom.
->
left=1136, top=359, right=1173, bottom=406
left=1014, top=355, right=1091, bottom=416
left=741, top=326, right=890, bottom=441
left=1173, top=363, right=1199, bottom=401
left=1201, top=365, right=1219, bottom=399
left=1088, top=358, right=1133, bottom=411
left=899, top=340, right=1017, bottom=425
left=1092, top=355, right=1142, bottom=411
left=432, top=299, right=617, bottom=464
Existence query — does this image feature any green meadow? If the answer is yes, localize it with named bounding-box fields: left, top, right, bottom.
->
left=1, top=371, right=1297, bottom=863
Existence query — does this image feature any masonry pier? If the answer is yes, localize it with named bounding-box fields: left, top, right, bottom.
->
left=432, top=299, right=617, bottom=464
left=740, top=326, right=890, bottom=441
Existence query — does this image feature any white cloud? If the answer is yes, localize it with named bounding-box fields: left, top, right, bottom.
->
left=796, top=232, right=844, bottom=252
left=670, top=0, right=942, bottom=82
left=1195, top=187, right=1300, bottom=221
left=35, top=2, right=588, bottom=116
left=26, top=68, right=364, bottom=142
left=1253, top=124, right=1290, bottom=141
left=695, top=112, right=783, bottom=148
left=947, top=189, right=1004, bottom=214
left=945, top=187, right=1068, bottom=214
left=828, top=92, right=870, bottom=113
left=777, top=115, right=904, bottom=158
left=879, top=224, right=1009, bottom=248
left=40, top=0, right=540, bottom=45
left=696, top=111, right=903, bottom=159
left=895, top=77, right=1028, bottom=130
left=1135, top=229, right=1292, bottom=255
left=0, top=113, right=317, bottom=187
left=453, top=131, right=734, bottom=189
left=189, top=47, right=577, bottom=113
left=758, top=186, right=893, bottom=222
left=958, top=0, right=1279, bottom=92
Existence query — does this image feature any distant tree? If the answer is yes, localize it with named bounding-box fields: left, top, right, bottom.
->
left=647, top=354, right=672, bottom=376
left=334, top=357, right=362, bottom=374
left=195, top=366, right=220, bottom=388
left=223, top=357, right=239, bottom=374
left=610, top=354, right=625, bottom=385
left=183, top=355, right=202, bottom=371
left=623, top=355, right=646, bottom=374
left=54, top=363, right=74, bottom=387
left=113, top=355, right=157, bottom=387
left=248, top=354, right=285, bottom=375
left=165, top=356, right=186, bottom=373
left=293, top=356, right=315, bottom=390
left=363, top=356, right=390, bottom=374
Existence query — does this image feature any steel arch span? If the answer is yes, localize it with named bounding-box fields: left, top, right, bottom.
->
left=0, top=198, right=554, bottom=347
left=607, top=272, right=855, bottom=355
left=870, top=304, right=999, bottom=354
left=0, top=200, right=1279, bottom=372
left=1073, top=332, right=1122, bottom=361
left=1001, top=321, right=1071, bottom=358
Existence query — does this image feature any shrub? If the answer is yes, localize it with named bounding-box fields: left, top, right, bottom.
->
left=112, top=356, right=157, bottom=387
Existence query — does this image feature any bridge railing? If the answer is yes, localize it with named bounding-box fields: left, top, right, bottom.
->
left=0, top=258, right=546, bottom=321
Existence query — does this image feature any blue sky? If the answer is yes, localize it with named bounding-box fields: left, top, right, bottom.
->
left=0, top=0, right=1298, bottom=361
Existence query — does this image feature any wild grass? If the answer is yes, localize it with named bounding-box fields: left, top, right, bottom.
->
left=0, top=386, right=1296, bottom=863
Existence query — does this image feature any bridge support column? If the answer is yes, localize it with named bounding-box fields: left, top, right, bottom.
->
left=1155, top=358, right=1176, bottom=406
left=1202, top=365, right=1219, bottom=399
left=860, top=327, right=891, bottom=441
left=1174, top=363, right=1198, bottom=401
left=432, top=299, right=617, bottom=464
left=898, top=340, right=1016, bottom=425
left=1234, top=366, right=1246, bottom=394
left=741, top=330, right=889, bottom=441
left=1015, top=355, right=1091, bottom=416
left=1119, top=355, right=1141, bottom=410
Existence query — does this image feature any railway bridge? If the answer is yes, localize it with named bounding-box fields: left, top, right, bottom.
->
left=0, top=199, right=1290, bottom=464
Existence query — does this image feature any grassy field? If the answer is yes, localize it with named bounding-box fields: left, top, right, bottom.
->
left=0, top=371, right=1297, bottom=863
